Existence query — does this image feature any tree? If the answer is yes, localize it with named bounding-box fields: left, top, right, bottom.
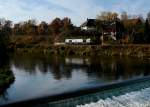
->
left=112, top=12, right=118, bottom=20
left=62, top=17, right=73, bottom=32
left=97, top=11, right=107, bottom=21
left=146, top=11, right=150, bottom=25
left=50, top=18, right=63, bottom=35
left=116, top=21, right=126, bottom=40
left=0, top=19, right=12, bottom=36
left=20, top=19, right=38, bottom=35
left=138, top=15, right=144, bottom=22
left=13, top=23, right=23, bottom=35
left=60, top=17, right=74, bottom=38
left=147, top=11, right=150, bottom=19
left=97, top=11, right=118, bottom=21
left=144, top=19, right=150, bottom=43
left=0, top=19, right=11, bottom=56
left=38, top=21, right=49, bottom=35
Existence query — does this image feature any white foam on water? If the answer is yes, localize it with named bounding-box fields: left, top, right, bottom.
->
left=77, top=87, right=150, bottom=107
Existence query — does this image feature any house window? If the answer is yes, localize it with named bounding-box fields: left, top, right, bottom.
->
left=83, top=40, right=86, bottom=43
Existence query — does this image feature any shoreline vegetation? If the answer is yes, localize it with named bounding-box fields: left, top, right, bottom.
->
left=9, top=36, right=150, bottom=58
left=0, top=68, right=15, bottom=93
left=13, top=43, right=150, bottom=58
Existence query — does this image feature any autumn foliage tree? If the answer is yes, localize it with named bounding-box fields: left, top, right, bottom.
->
left=97, top=11, right=118, bottom=21
left=50, top=18, right=63, bottom=35
left=61, top=17, right=73, bottom=31
left=38, top=21, right=49, bottom=35
left=13, top=20, right=38, bottom=36
left=49, top=17, right=74, bottom=42
left=24, top=20, right=38, bottom=35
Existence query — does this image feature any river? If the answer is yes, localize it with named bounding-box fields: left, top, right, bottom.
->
left=0, top=53, right=150, bottom=106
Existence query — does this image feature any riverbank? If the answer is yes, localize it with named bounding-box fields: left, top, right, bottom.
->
left=13, top=44, right=150, bottom=57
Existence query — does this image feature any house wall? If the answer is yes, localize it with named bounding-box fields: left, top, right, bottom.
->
left=65, top=39, right=83, bottom=43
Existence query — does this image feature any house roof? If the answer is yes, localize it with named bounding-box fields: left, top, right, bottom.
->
left=81, top=18, right=120, bottom=27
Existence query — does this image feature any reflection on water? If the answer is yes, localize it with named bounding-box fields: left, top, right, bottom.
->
left=65, top=58, right=90, bottom=65
left=0, top=53, right=150, bottom=105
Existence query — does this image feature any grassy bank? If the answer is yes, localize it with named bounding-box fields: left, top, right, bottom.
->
left=13, top=44, right=150, bottom=57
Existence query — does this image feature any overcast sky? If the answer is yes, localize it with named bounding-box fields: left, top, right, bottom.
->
left=0, top=0, right=149, bottom=25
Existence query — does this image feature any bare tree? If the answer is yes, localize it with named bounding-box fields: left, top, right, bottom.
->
left=121, top=11, right=128, bottom=20
left=97, top=11, right=118, bottom=21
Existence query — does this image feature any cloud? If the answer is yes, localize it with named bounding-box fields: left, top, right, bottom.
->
left=0, top=0, right=149, bottom=25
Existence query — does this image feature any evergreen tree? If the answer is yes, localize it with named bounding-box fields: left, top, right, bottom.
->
left=0, top=29, right=8, bottom=57
left=144, top=19, right=150, bottom=43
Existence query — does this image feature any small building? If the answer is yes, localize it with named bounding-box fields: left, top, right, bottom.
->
left=65, top=38, right=91, bottom=45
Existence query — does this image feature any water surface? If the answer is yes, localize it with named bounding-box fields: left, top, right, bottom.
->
left=0, top=53, right=150, bottom=105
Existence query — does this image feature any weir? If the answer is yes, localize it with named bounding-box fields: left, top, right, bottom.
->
left=2, top=76, right=150, bottom=107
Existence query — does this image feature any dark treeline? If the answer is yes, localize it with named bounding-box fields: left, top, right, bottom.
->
left=12, top=17, right=75, bottom=43
left=0, top=19, right=15, bottom=94
left=13, top=17, right=74, bottom=36
left=1, top=11, right=150, bottom=44
left=0, top=19, right=11, bottom=56
left=0, top=17, right=75, bottom=43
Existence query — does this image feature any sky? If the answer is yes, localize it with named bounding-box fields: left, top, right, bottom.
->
left=0, top=0, right=150, bottom=26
